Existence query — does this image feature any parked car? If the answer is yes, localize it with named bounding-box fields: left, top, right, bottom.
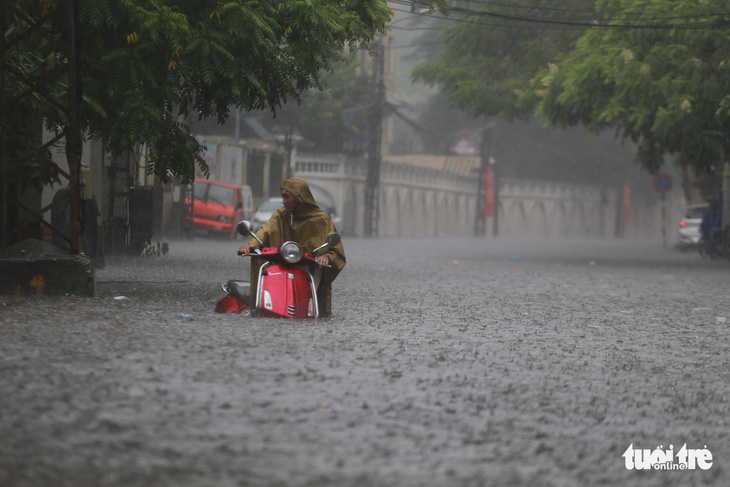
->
left=189, top=179, right=253, bottom=239
left=251, top=197, right=341, bottom=231
left=251, top=197, right=282, bottom=231
left=320, top=204, right=341, bottom=230
left=678, top=203, right=707, bottom=249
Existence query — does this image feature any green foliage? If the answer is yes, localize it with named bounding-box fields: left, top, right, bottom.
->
left=263, top=53, right=372, bottom=153
left=411, top=0, right=594, bottom=121
left=413, top=0, right=730, bottom=175
left=2, top=1, right=69, bottom=192
left=3, top=0, right=392, bottom=188
left=410, top=0, right=730, bottom=176
left=528, top=0, right=730, bottom=174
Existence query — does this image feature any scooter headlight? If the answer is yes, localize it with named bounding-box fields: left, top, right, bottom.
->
left=280, top=241, right=303, bottom=264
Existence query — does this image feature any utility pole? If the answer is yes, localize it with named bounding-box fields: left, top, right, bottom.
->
left=364, top=41, right=385, bottom=238
left=492, top=159, right=499, bottom=237
left=474, top=151, right=487, bottom=237
left=1, top=2, right=81, bottom=249
left=0, top=2, right=7, bottom=248
left=474, top=122, right=498, bottom=237
left=720, top=162, right=730, bottom=236
left=66, top=0, right=81, bottom=253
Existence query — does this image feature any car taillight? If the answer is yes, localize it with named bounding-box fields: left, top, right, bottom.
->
left=679, top=220, right=687, bottom=227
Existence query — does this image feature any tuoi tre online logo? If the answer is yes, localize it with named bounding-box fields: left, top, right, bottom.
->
left=623, top=443, right=713, bottom=471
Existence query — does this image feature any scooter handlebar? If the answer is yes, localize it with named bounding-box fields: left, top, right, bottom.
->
left=235, top=248, right=330, bottom=267
left=237, top=249, right=261, bottom=257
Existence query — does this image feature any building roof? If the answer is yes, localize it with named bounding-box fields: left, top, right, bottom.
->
left=243, top=117, right=276, bottom=142
left=384, top=154, right=481, bottom=176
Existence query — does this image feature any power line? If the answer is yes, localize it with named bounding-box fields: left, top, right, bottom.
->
left=389, top=23, right=446, bottom=32
left=392, top=40, right=442, bottom=49
left=390, top=6, right=586, bottom=31
left=437, top=0, right=730, bottom=20
left=449, top=0, right=598, bottom=15
left=389, top=1, right=730, bottom=30
left=389, top=7, right=555, bottom=30
left=398, top=0, right=730, bottom=21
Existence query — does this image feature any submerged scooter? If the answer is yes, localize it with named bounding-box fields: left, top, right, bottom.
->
left=215, top=220, right=340, bottom=318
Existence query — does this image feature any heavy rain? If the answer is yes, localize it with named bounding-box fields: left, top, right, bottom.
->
left=2, top=237, right=730, bottom=486
left=2, top=1, right=730, bottom=486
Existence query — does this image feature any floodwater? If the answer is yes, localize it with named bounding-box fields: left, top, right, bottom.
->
left=1, top=236, right=729, bottom=487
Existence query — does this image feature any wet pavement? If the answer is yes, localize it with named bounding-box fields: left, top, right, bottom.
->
left=1, top=236, right=729, bottom=487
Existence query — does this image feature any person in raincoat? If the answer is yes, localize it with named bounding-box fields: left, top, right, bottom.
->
left=700, top=195, right=723, bottom=257
left=239, top=178, right=346, bottom=316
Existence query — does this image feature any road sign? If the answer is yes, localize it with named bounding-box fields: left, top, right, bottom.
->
left=653, top=173, right=673, bottom=193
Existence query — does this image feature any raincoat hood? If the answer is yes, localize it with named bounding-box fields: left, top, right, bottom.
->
left=281, top=178, right=319, bottom=215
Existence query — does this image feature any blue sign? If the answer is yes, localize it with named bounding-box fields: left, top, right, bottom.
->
left=653, top=174, right=673, bottom=193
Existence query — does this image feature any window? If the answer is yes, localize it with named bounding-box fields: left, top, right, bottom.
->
left=194, top=182, right=235, bottom=206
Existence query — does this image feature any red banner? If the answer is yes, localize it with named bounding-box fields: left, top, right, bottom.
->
left=485, top=166, right=494, bottom=218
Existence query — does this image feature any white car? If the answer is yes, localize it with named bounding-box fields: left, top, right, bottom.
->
left=251, top=196, right=341, bottom=232
left=320, top=205, right=341, bottom=231
left=251, top=197, right=282, bottom=231
left=678, top=204, right=707, bottom=249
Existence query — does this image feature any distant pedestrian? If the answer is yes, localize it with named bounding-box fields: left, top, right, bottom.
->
left=700, top=196, right=723, bottom=256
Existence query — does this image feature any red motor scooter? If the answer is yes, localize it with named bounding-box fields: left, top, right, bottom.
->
left=215, top=220, right=340, bottom=318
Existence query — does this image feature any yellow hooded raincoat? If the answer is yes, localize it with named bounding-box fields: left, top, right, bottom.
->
left=249, top=178, right=346, bottom=316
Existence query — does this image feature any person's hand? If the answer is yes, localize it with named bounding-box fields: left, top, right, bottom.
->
left=239, top=244, right=255, bottom=255
left=316, top=255, right=330, bottom=268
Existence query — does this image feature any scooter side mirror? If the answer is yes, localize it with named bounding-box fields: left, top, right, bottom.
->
left=237, top=220, right=253, bottom=236
left=313, top=233, right=340, bottom=255
left=326, top=233, right=340, bottom=247
left=238, top=220, right=264, bottom=246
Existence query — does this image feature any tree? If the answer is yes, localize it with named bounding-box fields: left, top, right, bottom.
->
left=263, top=53, right=373, bottom=155
left=409, top=0, right=730, bottom=181
left=3, top=0, right=392, bottom=189
left=410, top=0, right=594, bottom=121
left=528, top=0, right=730, bottom=179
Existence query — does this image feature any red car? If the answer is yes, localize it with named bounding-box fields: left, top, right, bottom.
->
left=190, top=179, right=253, bottom=238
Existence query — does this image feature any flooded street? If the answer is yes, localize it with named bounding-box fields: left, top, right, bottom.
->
left=1, top=237, right=730, bottom=486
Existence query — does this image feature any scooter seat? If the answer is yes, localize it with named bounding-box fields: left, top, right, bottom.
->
left=226, top=280, right=250, bottom=305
